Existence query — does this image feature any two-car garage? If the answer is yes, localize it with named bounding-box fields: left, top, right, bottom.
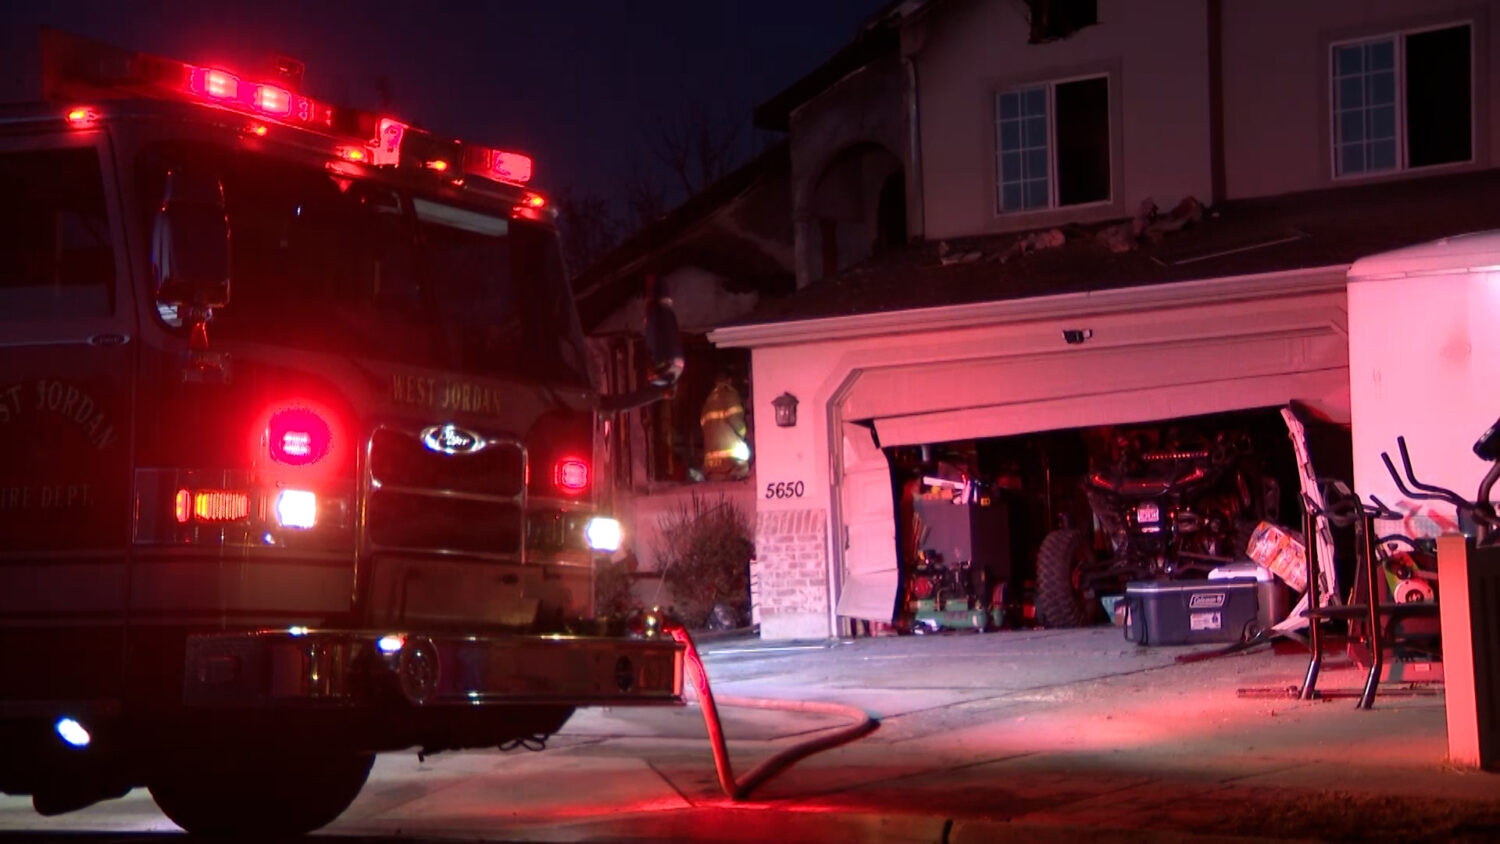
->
left=713, top=266, right=1352, bottom=640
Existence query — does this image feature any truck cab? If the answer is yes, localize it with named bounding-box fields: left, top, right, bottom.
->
left=0, top=30, right=683, bottom=835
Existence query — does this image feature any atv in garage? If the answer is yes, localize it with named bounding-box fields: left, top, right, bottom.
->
left=1035, top=426, right=1279, bottom=627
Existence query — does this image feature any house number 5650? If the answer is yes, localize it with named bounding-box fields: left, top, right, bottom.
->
left=765, top=481, right=805, bottom=499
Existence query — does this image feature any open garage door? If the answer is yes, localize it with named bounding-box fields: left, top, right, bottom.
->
left=827, top=296, right=1352, bottom=632
left=862, top=330, right=1350, bottom=449
left=833, top=422, right=899, bottom=622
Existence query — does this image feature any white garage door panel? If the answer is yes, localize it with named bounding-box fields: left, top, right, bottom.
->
left=834, top=423, right=899, bottom=622
left=873, top=367, right=1351, bottom=447
left=844, top=330, right=1347, bottom=424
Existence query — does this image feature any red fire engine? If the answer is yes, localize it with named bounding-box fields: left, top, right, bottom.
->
left=0, top=30, right=684, bottom=835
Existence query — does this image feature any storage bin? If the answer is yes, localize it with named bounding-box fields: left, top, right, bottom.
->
left=1210, top=562, right=1292, bottom=631
left=1123, top=579, right=1261, bottom=646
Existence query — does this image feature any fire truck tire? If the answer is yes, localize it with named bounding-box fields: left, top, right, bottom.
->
left=148, top=749, right=373, bottom=836
left=1035, top=528, right=1097, bottom=628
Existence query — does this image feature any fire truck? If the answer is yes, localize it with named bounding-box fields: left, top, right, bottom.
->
left=0, top=30, right=684, bottom=835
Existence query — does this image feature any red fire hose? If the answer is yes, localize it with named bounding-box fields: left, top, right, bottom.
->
left=666, top=623, right=879, bottom=801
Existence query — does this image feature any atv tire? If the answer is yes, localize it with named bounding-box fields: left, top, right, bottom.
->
left=1035, top=528, right=1099, bottom=628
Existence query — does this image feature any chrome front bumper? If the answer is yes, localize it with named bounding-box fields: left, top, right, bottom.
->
left=183, top=628, right=684, bottom=708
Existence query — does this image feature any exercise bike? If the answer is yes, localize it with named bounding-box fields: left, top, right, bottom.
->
left=1381, top=417, right=1500, bottom=547
left=1297, top=415, right=1500, bottom=707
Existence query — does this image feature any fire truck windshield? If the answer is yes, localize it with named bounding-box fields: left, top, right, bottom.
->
left=136, top=141, right=590, bottom=387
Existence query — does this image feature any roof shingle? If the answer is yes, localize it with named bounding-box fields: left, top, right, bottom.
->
left=734, top=169, right=1500, bottom=326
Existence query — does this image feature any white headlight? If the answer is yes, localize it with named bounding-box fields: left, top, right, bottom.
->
left=275, top=489, right=317, bottom=529
left=586, top=517, right=622, bottom=552
left=55, top=717, right=91, bottom=748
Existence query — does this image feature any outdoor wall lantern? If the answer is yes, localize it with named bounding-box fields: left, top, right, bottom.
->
left=772, top=392, right=799, bottom=428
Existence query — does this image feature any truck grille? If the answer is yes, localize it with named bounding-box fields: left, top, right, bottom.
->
left=366, top=426, right=525, bottom=557
left=369, top=428, right=524, bottom=496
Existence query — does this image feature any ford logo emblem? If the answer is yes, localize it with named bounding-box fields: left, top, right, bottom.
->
left=420, top=424, right=486, bottom=455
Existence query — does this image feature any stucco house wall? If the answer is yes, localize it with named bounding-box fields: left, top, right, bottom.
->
left=1220, top=0, right=1496, bottom=199
left=786, top=52, right=908, bottom=288
left=910, top=0, right=1213, bottom=240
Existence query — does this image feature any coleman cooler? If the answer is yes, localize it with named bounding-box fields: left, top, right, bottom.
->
left=1123, top=579, right=1261, bottom=646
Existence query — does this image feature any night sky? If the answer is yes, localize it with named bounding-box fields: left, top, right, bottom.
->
left=2, top=0, right=881, bottom=208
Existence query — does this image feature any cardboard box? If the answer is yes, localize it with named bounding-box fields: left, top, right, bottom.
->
left=1244, top=521, right=1307, bottom=592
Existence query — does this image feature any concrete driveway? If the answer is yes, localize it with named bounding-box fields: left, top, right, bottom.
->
left=3, top=627, right=1497, bottom=841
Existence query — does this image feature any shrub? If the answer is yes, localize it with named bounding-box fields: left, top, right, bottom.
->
left=657, top=494, right=753, bottom=629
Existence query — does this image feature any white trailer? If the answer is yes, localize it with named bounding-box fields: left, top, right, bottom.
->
left=1348, top=230, right=1500, bottom=770
left=1348, top=231, right=1500, bottom=534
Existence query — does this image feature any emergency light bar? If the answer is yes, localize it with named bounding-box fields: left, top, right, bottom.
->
left=41, top=29, right=538, bottom=188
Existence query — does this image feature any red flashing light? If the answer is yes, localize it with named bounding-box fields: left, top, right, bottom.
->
left=254, top=84, right=291, bottom=116
left=493, top=151, right=533, bottom=183
left=183, top=64, right=329, bottom=128
left=267, top=407, right=333, bottom=467
left=463, top=146, right=533, bottom=184
left=281, top=431, right=312, bottom=457
left=425, top=159, right=450, bottom=172
left=339, top=146, right=368, bottom=163
left=191, top=67, right=241, bottom=100
left=65, top=106, right=100, bottom=128
left=373, top=117, right=407, bottom=166
left=554, top=458, right=590, bottom=494
left=523, top=192, right=546, bottom=209
left=247, top=123, right=269, bottom=137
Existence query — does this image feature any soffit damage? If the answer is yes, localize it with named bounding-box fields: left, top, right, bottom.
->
left=725, top=168, right=1500, bottom=330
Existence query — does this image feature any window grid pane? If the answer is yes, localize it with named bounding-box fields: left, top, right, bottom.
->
left=1333, top=39, right=1398, bottom=176
left=995, top=86, right=1050, bottom=212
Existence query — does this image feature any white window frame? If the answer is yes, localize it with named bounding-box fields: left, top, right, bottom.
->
left=1329, top=21, right=1475, bottom=180
left=993, top=73, right=1112, bottom=216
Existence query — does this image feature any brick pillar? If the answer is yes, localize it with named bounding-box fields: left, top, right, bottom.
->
left=753, top=508, right=831, bottom=640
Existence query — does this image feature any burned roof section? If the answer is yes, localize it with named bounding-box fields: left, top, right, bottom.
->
left=734, top=169, right=1500, bottom=326
left=752, top=1, right=914, bottom=132
left=572, top=142, right=794, bottom=331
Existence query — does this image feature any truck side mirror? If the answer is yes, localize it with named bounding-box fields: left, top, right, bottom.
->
left=152, top=168, right=230, bottom=316
left=643, top=295, right=683, bottom=389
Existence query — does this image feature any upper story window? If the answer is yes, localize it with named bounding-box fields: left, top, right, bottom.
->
left=1331, top=23, right=1472, bottom=178
left=994, top=75, right=1110, bottom=214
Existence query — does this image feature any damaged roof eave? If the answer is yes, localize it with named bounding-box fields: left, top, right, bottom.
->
left=707, top=264, right=1350, bottom=349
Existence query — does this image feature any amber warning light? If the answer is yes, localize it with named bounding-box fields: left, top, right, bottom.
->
left=175, top=489, right=250, bottom=524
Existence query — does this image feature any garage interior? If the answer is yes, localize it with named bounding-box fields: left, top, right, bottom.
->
left=879, top=404, right=1355, bottom=636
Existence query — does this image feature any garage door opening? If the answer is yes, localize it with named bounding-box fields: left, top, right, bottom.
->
left=882, top=405, right=1351, bottom=635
